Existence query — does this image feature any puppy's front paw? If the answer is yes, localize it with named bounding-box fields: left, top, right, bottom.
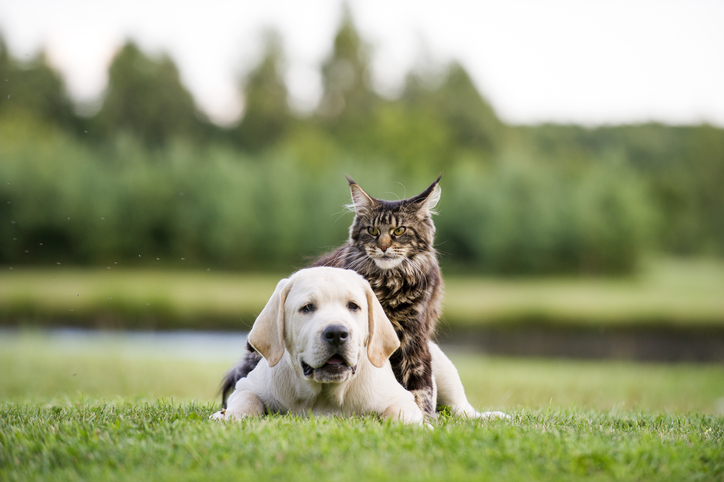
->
left=382, top=404, right=426, bottom=426
left=223, top=390, right=265, bottom=421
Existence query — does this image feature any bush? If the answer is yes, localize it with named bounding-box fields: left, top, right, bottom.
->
left=438, top=153, right=656, bottom=274
left=0, top=119, right=657, bottom=275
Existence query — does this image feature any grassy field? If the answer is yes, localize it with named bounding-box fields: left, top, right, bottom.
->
left=2, top=257, right=724, bottom=330
left=3, top=403, right=722, bottom=482
left=1, top=331, right=723, bottom=481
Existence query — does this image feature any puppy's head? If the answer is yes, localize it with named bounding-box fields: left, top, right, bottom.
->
left=247, top=267, right=400, bottom=384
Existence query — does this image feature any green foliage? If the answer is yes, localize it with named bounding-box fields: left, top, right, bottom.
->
left=318, top=5, right=378, bottom=141
left=93, top=42, right=207, bottom=148
left=0, top=124, right=657, bottom=274
left=369, top=101, right=453, bottom=175
left=232, top=30, right=291, bottom=151
left=403, top=62, right=504, bottom=158
left=440, top=155, right=655, bottom=274
left=516, top=124, right=724, bottom=255
left=0, top=36, right=79, bottom=134
left=0, top=122, right=352, bottom=270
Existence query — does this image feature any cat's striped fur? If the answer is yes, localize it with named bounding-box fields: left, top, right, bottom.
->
left=221, top=176, right=443, bottom=417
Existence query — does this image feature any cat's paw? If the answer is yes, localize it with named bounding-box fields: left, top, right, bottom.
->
left=476, top=411, right=511, bottom=420
left=449, top=404, right=510, bottom=421
left=209, top=408, right=227, bottom=421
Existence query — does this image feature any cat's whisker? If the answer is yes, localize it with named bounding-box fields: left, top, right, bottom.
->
left=346, top=255, right=370, bottom=274
left=326, top=249, right=345, bottom=267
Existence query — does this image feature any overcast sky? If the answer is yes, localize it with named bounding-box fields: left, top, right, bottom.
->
left=1, top=0, right=723, bottom=127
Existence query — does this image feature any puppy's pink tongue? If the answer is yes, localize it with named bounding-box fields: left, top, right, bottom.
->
left=326, top=355, right=345, bottom=365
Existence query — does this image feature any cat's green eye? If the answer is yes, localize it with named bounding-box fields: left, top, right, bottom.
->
left=367, top=227, right=380, bottom=236
left=393, top=227, right=406, bottom=236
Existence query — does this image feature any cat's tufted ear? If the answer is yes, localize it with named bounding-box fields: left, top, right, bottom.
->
left=346, top=176, right=376, bottom=215
left=410, top=174, right=442, bottom=218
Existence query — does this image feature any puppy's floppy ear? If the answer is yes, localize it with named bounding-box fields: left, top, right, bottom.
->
left=364, top=283, right=400, bottom=368
left=247, top=278, right=291, bottom=367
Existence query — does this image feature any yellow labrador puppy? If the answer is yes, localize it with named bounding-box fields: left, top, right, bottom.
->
left=213, top=267, right=425, bottom=425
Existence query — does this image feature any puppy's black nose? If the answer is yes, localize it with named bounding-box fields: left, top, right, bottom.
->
left=322, top=324, right=349, bottom=347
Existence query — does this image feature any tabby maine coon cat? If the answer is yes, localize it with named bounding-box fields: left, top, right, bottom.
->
left=222, top=176, right=444, bottom=417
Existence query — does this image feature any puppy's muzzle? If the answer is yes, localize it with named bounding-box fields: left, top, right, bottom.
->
left=301, top=323, right=357, bottom=382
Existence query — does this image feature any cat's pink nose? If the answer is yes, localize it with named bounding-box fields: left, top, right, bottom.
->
left=380, top=245, right=389, bottom=252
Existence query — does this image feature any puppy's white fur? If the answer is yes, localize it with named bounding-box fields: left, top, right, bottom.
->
left=214, top=267, right=424, bottom=425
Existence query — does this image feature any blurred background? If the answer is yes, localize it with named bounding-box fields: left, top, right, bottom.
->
left=0, top=1, right=723, bottom=410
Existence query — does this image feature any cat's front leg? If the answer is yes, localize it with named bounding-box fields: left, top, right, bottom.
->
left=410, top=386, right=436, bottom=420
left=390, top=341, right=436, bottom=419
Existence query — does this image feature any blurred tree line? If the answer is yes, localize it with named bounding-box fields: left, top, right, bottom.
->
left=1, top=10, right=722, bottom=275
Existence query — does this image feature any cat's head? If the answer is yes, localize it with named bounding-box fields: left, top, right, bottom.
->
left=346, top=175, right=441, bottom=270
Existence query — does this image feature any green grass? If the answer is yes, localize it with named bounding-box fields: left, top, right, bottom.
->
left=2, top=257, right=724, bottom=330
left=1, top=332, right=723, bottom=481
left=2, top=403, right=722, bottom=482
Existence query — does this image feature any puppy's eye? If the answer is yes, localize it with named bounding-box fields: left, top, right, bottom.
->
left=347, top=301, right=360, bottom=312
left=367, top=227, right=379, bottom=236
left=392, top=226, right=406, bottom=236
left=299, top=303, right=315, bottom=314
